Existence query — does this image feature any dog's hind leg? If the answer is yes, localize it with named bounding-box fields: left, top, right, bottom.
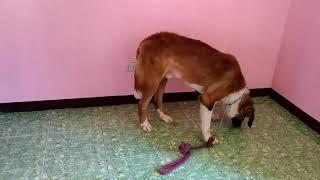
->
left=134, top=60, right=156, bottom=132
left=138, top=80, right=160, bottom=132
left=153, top=78, right=173, bottom=123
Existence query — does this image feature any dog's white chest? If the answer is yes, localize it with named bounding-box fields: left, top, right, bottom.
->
left=165, top=71, right=182, bottom=79
left=187, top=83, right=204, bottom=93
left=165, top=71, right=204, bottom=93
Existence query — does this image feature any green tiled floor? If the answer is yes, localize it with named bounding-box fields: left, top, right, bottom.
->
left=0, top=97, right=319, bottom=179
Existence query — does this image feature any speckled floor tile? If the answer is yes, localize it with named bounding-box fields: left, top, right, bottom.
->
left=0, top=97, right=319, bottom=180
left=42, top=132, right=107, bottom=179
left=0, top=135, right=46, bottom=179
left=40, top=107, right=107, bottom=179
left=101, top=97, right=320, bottom=179
left=49, top=107, right=102, bottom=134
left=0, top=111, right=50, bottom=137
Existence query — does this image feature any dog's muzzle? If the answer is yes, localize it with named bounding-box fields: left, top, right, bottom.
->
left=232, top=113, right=254, bottom=128
left=231, top=117, right=245, bottom=127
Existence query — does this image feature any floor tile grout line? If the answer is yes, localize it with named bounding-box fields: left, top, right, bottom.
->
left=0, top=135, right=35, bottom=139
left=0, top=126, right=104, bottom=140
left=40, top=120, right=51, bottom=180
left=99, top=109, right=111, bottom=180
left=0, top=133, right=51, bottom=139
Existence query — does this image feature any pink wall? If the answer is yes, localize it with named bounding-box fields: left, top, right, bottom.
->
left=0, top=0, right=290, bottom=103
left=273, top=0, right=320, bottom=121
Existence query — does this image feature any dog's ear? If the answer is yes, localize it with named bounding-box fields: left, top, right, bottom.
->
left=247, top=107, right=255, bottom=128
left=239, top=94, right=255, bottom=128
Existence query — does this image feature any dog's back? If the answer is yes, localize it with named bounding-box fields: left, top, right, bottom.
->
left=135, top=32, right=246, bottom=95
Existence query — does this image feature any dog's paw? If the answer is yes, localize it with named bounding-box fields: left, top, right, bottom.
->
left=140, top=120, right=152, bottom=132
left=160, top=114, right=173, bottom=123
left=206, top=137, right=219, bottom=147
left=157, top=109, right=173, bottom=123
left=213, top=138, right=219, bottom=145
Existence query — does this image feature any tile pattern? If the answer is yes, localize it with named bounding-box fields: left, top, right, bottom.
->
left=0, top=97, right=319, bottom=179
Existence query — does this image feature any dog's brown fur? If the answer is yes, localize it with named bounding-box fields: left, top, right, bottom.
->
left=134, top=32, right=254, bottom=142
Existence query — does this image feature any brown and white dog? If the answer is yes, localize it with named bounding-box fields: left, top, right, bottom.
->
left=133, top=32, right=255, bottom=145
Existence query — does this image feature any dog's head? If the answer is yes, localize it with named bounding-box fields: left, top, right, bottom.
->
left=230, top=93, right=255, bottom=128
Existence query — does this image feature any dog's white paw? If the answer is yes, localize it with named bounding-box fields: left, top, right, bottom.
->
left=213, top=138, right=219, bottom=145
left=140, top=120, right=152, bottom=132
left=157, top=109, right=173, bottom=123
left=204, top=135, right=219, bottom=144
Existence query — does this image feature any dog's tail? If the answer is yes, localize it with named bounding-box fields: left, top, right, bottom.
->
left=133, top=72, right=143, bottom=99
left=136, top=46, right=141, bottom=60
left=133, top=46, right=144, bottom=99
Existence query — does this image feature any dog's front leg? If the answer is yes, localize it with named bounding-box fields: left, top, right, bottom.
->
left=200, top=103, right=219, bottom=145
left=199, top=93, right=220, bottom=145
left=200, top=103, right=214, bottom=142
